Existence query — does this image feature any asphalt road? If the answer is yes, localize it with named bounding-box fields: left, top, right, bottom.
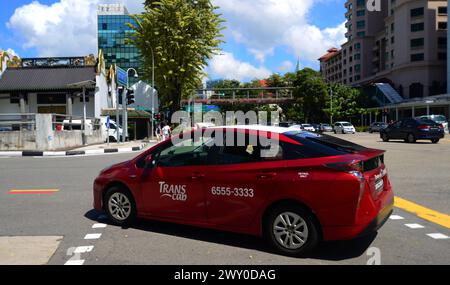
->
left=0, top=133, right=449, bottom=265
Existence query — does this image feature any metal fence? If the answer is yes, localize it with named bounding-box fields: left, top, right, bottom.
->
left=0, top=113, right=36, bottom=131
left=0, top=113, right=102, bottom=132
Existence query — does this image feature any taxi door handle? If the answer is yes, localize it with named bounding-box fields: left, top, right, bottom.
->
left=257, top=172, right=277, bottom=180
left=190, top=173, right=205, bottom=180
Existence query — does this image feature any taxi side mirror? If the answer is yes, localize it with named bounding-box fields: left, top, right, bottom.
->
left=145, top=155, right=156, bottom=168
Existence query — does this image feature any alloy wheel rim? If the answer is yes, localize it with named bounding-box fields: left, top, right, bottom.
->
left=273, top=212, right=308, bottom=250
left=108, top=193, right=131, bottom=221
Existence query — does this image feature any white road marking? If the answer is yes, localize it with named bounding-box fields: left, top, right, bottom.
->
left=84, top=233, right=102, bottom=240
left=73, top=246, right=94, bottom=254
left=64, top=260, right=85, bottom=265
left=405, top=223, right=425, bottom=229
left=92, top=223, right=107, bottom=229
left=389, top=215, right=405, bottom=220
left=427, top=233, right=449, bottom=240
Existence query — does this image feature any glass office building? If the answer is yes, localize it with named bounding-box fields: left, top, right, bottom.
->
left=97, top=4, right=141, bottom=85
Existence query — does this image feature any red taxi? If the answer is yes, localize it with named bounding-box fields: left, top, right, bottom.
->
left=93, top=125, right=394, bottom=256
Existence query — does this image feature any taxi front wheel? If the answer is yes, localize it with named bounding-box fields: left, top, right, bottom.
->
left=264, top=205, right=319, bottom=257
left=104, top=186, right=137, bottom=226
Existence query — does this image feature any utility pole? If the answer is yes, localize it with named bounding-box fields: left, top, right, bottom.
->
left=146, top=41, right=156, bottom=141
left=330, top=84, right=334, bottom=126
left=116, top=86, right=121, bottom=144
left=123, top=68, right=138, bottom=143
left=122, top=87, right=127, bottom=143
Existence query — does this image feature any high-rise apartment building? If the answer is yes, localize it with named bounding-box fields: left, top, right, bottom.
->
left=97, top=4, right=141, bottom=84
left=320, top=0, right=448, bottom=100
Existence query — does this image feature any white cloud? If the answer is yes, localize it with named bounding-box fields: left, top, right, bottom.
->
left=6, top=0, right=144, bottom=57
left=278, top=60, right=294, bottom=73
left=209, top=52, right=271, bottom=81
left=213, top=0, right=346, bottom=65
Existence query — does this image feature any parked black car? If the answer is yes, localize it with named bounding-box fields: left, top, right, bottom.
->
left=369, top=122, right=388, bottom=133
left=380, top=118, right=445, bottom=144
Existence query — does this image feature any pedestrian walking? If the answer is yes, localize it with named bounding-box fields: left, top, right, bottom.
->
left=155, top=123, right=162, bottom=142
left=162, top=122, right=171, bottom=141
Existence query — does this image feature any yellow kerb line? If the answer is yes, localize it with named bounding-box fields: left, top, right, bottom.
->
left=394, top=196, right=450, bottom=229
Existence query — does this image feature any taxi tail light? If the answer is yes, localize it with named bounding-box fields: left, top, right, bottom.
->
left=438, top=124, right=444, bottom=130
left=325, top=160, right=363, bottom=173
left=326, top=161, right=365, bottom=208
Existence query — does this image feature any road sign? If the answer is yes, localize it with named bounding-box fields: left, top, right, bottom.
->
left=106, top=116, right=110, bottom=128
left=117, top=67, right=127, bottom=87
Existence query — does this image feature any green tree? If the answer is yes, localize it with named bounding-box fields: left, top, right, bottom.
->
left=207, top=79, right=241, bottom=89
left=324, top=84, right=366, bottom=123
left=130, top=0, right=224, bottom=113
left=266, top=73, right=285, bottom=87
left=290, top=68, right=328, bottom=123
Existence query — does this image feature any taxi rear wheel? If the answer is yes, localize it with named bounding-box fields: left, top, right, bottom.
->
left=264, top=205, right=319, bottom=257
left=104, top=186, right=137, bottom=226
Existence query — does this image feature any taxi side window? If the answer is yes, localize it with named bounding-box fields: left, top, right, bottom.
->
left=157, top=136, right=215, bottom=167
left=217, top=133, right=283, bottom=165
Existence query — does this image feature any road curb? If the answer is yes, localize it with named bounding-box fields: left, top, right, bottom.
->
left=0, top=143, right=149, bottom=158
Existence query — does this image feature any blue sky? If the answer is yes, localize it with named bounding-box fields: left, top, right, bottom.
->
left=0, top=0, right=347, bottom=81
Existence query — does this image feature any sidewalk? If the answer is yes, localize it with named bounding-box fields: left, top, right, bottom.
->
left=0, top=140, right=158, bottom=158
left=71, top=140, right=155, bottom=152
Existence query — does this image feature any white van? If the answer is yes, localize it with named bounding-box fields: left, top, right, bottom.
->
left=63, top=118, right=125, bottom=142
left=99, top=117, right=125, bottom=142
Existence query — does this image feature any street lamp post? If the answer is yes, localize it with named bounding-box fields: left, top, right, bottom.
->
left=123, top=68, right=138, bottom=143
left=329, top=84, right=333, bottom=126
left=146, top=41, right=156, bottom=141
left=324, top=78, right=334, bottom=126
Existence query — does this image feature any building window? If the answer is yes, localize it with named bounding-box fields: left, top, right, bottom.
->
left=411, top=23, right=424, bottom=32
left=438, top=52, right=447, bottom=61
left=356, top=0, right=365, bottom=8
left=355, top=75, right=361, bottom=81
left=438, top=22, right=447, bottom=30
left=357, top=10, right=365, bottom=17
left=438, top=7, right=447, bottom=15
left=391, top=23, right=394, bottom=32
left=354, top=64, right=361, bottom=73
left=357, top=31, right=365, bottom=37
left=37, top=94, right=67, bottom=105
left=354, top=42, right=361, bottom=50
left=357, top=20, right=365, bottom=29
left=410, top=53, right=424, bottom=62
left=354, top=53, right=361, bottom=60
left=438, top=37, right=447, bottom=49
left=410, top=7, right=424, bottom=18
left=391, top=37, right=395, bottom=44
left=410, top=38, right=424, bottom=49
left=409, top=83, right=424, bottom=98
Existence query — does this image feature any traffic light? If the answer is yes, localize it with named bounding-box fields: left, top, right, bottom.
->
left=126, top=89, right=135, bottom=105
left=117, top=86, right=125, bottom=105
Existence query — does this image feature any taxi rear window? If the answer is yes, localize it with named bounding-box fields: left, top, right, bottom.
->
left=285, top=132, right=368, bottom=155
